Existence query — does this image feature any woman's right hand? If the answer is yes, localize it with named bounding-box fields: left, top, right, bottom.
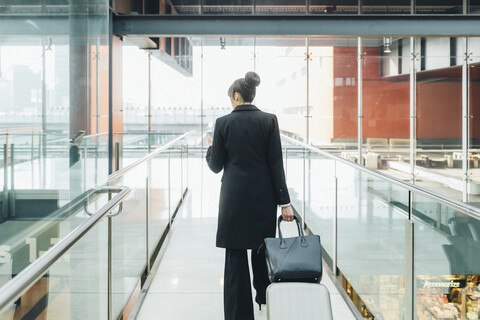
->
left=281, top=205, right=294, bottom=222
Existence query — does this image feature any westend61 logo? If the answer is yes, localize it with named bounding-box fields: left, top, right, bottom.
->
left=423, top=280, right=461, bottom=289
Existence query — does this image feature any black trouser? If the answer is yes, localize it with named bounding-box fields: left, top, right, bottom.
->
left=224, top=248, right=271, bottom=320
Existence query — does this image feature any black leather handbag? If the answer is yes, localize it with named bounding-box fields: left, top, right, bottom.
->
left=262, top=216, right=322, bottom=283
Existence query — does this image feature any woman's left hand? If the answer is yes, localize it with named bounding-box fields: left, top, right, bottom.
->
left=281, top=205, right=294, bottom=222
left=206, top=134, right=213, bottom=146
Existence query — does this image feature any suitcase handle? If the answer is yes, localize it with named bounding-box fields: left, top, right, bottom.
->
left=278, top=216, right=308, bottom=248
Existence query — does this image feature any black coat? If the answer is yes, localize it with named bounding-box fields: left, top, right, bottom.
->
left=206, top=104, right=290, bottom=249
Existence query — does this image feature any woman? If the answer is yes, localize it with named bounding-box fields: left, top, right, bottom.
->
left=206, top=71, right=294, bottom=320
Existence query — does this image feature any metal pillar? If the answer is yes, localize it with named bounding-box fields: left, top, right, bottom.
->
left=357, top=37, right=363, bottom=164
left=462, top=37, right=470, bottom=202
left=108, top=11, right=113, bottom=175
left=410, top=37, right=417, bottom=184
left=3, top=142, right=8, bottom=218
left=95, top=38, right=100, bottom=135
left=41, top=38, right=47, bottom=160
left=200, top=39, right=204, bottom=147
left=148, top=50, right=152, bottom=152
left=253, top=37, right=256, bottom=72
left=333, top=172, right=338, bottom=275
left=306, top=37, right=311, bottom=145
left=69, top=2, right=90, bottom=138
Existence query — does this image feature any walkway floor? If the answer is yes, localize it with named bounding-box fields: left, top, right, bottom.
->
left=136, top=161, right=357, bottom=320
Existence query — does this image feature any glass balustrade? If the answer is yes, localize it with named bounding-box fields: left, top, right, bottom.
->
left=283, top=134, right=480, bottom=319
left=0, top=132, right=191, bottom=320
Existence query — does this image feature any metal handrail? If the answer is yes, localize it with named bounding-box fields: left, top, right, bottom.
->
left=113, top=132, right=185, bottom=135
left=0, top=186, right=131, bottom=314
left=82, top=132, right=109, bottom=138
left=280, top=134, right=480, bottom=220
left=108, top=131, right=192, bottom=181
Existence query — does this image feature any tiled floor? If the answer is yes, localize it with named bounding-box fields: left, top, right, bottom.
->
left=137, top=163, right=357, bottom=320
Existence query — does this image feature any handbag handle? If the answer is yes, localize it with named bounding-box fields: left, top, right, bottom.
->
left=277, top=215, right=308, bottom=248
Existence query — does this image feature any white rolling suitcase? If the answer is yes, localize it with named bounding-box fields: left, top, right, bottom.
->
left=266, top=283, right=333, bottom=320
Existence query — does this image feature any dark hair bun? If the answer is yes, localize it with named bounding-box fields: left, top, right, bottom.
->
left=244, top=71, right=260, bottom=87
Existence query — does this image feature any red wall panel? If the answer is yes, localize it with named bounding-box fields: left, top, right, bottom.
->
left=332, top=47, right=478, bottom=142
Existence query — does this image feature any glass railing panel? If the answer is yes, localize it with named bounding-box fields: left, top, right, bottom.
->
left=337, top=162, right=408, bottom=319
left=148, top=155, right=170, bottom=258
left=0, top=219, right=109, bottom=319
left=114, top=133, right=183, bottom=169
left=0, top=190, right=110, bottom=285
left=82, top=134, right=109, bottom=190
left=5, top=134, right=69, bottom=192
left=284, top=147, right=304, bottom=215
left=412, top=195, right=473, bottom=320
left=108, top=163, right=147, bottom=319
left=304, top=151, right=336, bottom=269
left=169, top=146, right=184, bottom=213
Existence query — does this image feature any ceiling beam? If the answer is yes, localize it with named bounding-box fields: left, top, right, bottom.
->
left=113, top=14, right=480, bottom=37
left=0, top=14, right=479, bottom=37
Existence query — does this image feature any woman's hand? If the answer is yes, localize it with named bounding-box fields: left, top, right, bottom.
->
left=206, top=134, right=213, bottom=146
left=281, top=205, right=294, bottom=222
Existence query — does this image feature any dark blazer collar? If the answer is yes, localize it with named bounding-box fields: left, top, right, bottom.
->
left=232, top=104, right=259, bottom=112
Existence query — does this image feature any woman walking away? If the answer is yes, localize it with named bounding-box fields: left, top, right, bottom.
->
left=206, top=71, right=294, bottom=320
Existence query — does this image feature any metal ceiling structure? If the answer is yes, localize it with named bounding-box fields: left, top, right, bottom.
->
left=0, top=13, right=480, bottom=38
left=112, top=14, right=480, bottom=37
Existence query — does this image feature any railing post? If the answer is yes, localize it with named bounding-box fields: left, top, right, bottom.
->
left=333, top=174, right=338, bottom=276
left=410, top=37, right=417, bottom=184
left=3, top=143, right=8, bottom=218
left=146, top=175, right=150, bottom=274
left=115, top=142, right=120, bottom=172
left=31, top=134, right=34, bottom=188
left=10, top=144, right=15, bottom=218
left=168, top=151, right=171, bottom=227
left=358, top=36, right=363, bottom=165
left=405, top=190, right=414, bottom=320
left=181, top=146, right=184, bottom=200
left=186, top=143, right=189, bottom=191
left=83, top=145, right=87, bottom=191
left=107, top=215, right=112, bottom=320
left=462, top=37, right=470, bottom=202
left=302, top=148, right=306, bottom=230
